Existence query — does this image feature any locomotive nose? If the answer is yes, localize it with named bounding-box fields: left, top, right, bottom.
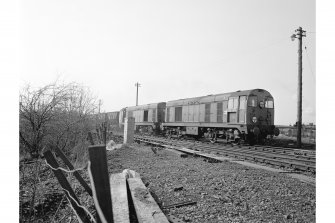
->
left=253, top=126, right=260, bottom=136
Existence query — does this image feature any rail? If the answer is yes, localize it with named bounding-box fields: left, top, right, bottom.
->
left=133, top=135, right=316, bottom=173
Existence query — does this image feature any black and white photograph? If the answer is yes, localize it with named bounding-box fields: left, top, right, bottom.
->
left=3, top=0, right=333, bottom=222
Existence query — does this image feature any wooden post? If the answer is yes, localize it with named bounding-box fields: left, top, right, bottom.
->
left=53, top=145, right=93, bottom=197
left=124, top=117, right=135, bottom=144
left=88, top=145, right=114, bottom=222
left=44, top=150, right=91, bottom=223
left=103, top=122, right=107, bottom=145
left=292, top=27, right=306, bottom=148
left=96, top=128, right=102, bottom=144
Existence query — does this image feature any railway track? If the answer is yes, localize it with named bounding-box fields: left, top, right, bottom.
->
left=129, top=134, right=316, bottom=173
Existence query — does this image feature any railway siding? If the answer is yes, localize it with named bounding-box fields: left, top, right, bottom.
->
left=134, top=135, right=315, bottom=183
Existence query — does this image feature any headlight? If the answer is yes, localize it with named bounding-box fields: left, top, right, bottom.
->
left=252, top=116, right=257, bottom=123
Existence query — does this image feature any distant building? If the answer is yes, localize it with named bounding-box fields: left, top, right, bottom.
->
left=278, top=124, right=315, bottom=143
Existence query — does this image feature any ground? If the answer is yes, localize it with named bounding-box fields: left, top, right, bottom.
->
left=108, top=143, right=315, bottom=223
left=269, top=135, right=315, bottom=150
left=19, top=141, right=315, bottom=222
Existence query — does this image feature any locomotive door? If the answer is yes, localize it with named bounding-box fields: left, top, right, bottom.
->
left=222, top=100, right=228, bottom=122
left=227, top=97, right=238, bottom=123
left=238, top=96, right=247, bottom=123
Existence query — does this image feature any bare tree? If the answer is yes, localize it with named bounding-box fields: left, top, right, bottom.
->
left=19, top=81, right=98, bottom=159
left=19, top=81, right=99, bottom=222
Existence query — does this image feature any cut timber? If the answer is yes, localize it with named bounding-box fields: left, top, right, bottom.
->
left=162, top=201, right=197, bottom=209
left=165, top=148, right=188, bottom=158
left=123, top=169, right=141, bottom=179
left=128, top=177, right=169, bottom=223
left=175, top=147, right=234, bottom=161
left=110, top=173, right=130, bottom=223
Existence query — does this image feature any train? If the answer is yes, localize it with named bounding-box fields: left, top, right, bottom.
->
left=100, top=89, right=279, bottom=144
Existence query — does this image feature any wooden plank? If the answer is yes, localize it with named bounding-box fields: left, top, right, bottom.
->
left=110, top=173, right=130, bottom=223
left=174, top=146, right=234, bottom=161
left=165, top=148, right=188, bottom=158
left=123, top=169, right=141, bottom=179
left=128, top=177, right=169, bottom=223
left=88, top=145, right=114, bottom=223
left=44, top=150, right=91, bottom=223
left=53, top=145, right=93, bottom=197
left=162, top=201, right=196, bottom=209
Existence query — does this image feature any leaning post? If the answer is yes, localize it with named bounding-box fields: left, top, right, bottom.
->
left=44, top=150, right=91, bottom=223
left=88, top=145, right=114, bottom=223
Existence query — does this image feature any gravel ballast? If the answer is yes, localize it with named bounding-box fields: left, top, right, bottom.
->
left=107, top=143, right=315, bottom=223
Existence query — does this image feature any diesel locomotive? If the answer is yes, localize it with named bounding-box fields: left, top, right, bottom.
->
left=119, top=102, right=166, bottom=134
left=118, top=89, right=279, bottom=144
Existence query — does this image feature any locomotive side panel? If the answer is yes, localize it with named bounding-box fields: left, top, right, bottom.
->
left=188, top=105, right=194, bottom=122
left=157, top=105, right=165, bottom=123
left=210, top=103, right=217, bottom=123
left=119, top=108, right=127, bottom=125
left=217, top=102, right=223, bottom=123
left=148, top=109, right=153, bottom=122
left=133, top=110, right=138, bottom=122
left=194, top=104, right=200, bottom=122
left=169, top=107, right=175, bottom=122
left=182, top=105, right=188, bottom=122
left=199, top=104, right=205, bottom=122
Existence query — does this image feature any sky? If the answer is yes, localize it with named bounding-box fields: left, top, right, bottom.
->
left=19, top=0, right=316, bottom=125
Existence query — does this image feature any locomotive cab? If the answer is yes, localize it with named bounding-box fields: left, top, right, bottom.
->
left=246, top=90, right=279, bottom=143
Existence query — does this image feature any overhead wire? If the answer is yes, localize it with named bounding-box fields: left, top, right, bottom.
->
left=303, top=43, right=316, bottom=82
left=300, top=38, right=316, bottom=115
left=189, top=35, right=290, bottom=75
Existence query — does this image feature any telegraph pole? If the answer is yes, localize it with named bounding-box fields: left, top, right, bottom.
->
left=291, top=27, right=306, bottom=148
left=98, top=99, right=102, bottom=114
left=135, top=82, right=141, bottom=106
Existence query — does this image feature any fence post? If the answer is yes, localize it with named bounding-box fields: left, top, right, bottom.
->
left=52, top=145, right=93, bottom=197
left=88, top=145, right=114, bottom=222
left=96, top=128, right=102, bottom=144
left=103, top=122, right=107, bottom=145
left=44, top=150, right=91, bottom=223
